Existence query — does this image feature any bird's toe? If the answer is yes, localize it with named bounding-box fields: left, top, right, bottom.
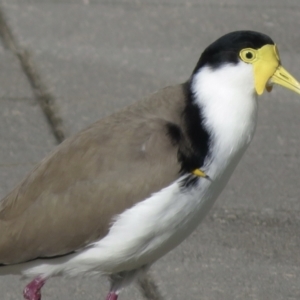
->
left=23, top=277, right=45, bottom=300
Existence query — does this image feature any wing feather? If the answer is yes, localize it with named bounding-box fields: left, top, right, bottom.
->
left=0, top=85, right=186, bottom=264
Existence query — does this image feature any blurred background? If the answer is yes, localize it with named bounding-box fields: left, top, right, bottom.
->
left=0, top=0, right=300, bottom=299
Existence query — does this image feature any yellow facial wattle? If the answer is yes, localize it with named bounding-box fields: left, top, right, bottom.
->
left=239, top=44, right=300, bottom=95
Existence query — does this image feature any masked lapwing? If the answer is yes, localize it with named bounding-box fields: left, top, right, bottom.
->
left=0, top=31, right=299, bottom=300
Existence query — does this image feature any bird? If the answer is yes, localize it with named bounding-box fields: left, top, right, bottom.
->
left=0, top=30, right=300, bottom=300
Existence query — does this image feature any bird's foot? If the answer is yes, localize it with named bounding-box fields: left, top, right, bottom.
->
left=23, top=276, right=45, bottom=300
left=105, top=291, right=118, bottom=300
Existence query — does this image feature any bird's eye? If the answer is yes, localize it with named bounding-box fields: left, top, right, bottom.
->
left=239, top=48, right=257, bottom=63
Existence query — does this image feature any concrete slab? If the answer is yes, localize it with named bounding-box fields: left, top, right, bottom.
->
left=0, top=47, right=33, bottom=99
left=0, top=1, right=300, bottom=300
left=0, top=52, right=57, bottom=299
left=0, top=97, right=56, bottom=197
left=3, top=0, right=300, bottom=6
left=0, top=42, right=55, bottom=195
left=154, top=210, right=300, bottom=300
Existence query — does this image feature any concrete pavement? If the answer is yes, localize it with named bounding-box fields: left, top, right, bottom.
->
left=0, top=0, right=299, bottom=299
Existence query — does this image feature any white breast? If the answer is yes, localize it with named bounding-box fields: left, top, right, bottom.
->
left=193, top=62, right=258, bottom=178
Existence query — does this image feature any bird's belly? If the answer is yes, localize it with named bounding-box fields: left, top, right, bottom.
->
left=132, top=176, right=234, bottom=266
left=110, top=144, right=250, bottom=272
left=94, top=156, right=244, bottom=274
left=131, top=190, right=215, bottom=267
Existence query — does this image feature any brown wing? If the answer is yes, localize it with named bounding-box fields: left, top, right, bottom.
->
left=0, top=84, right=186, bottom=264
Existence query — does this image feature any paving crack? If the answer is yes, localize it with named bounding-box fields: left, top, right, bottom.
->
left=0, top=4, right=65, bottom=143
left=138, top=273, right=164, bottom=300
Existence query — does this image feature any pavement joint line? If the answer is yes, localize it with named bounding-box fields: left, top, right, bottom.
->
left=0, top=4, right=165, bottom=300
left=138, top=273, right=164, bottom=300
left=0, top=4, right=65, bottom=143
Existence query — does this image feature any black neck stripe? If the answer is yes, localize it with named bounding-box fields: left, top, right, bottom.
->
left=180, top=80, right=211, bottom=173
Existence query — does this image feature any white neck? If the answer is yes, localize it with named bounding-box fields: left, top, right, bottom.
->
left=191, top=62, right=258, bottom=178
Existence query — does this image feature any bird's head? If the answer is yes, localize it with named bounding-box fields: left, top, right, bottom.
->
left=193, top=31, right=300, bottom=96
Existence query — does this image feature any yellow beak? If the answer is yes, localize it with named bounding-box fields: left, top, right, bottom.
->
left=270, top=66, right=300, bottom=95
left=253, top=45, right=300, bottom=95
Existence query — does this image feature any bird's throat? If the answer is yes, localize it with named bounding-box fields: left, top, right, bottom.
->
left=190, top=64, right=258, bottom=178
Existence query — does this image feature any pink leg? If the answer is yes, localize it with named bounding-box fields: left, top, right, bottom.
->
left=105, top=291, right=118, bottom=300
left=23, top=277, right=46, bottom=300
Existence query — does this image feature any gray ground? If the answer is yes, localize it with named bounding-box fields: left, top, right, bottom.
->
left=0, top=0, right=299, bottom=299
